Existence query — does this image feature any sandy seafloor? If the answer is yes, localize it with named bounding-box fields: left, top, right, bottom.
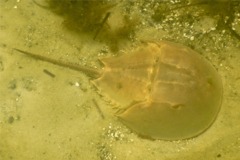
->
left=0, top=0, right=240, bottom=160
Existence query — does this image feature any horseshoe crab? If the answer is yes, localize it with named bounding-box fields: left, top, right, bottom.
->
left=14, top=41, right=222, bottom=140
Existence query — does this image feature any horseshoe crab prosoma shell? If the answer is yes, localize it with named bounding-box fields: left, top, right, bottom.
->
left=14, top=41, right=222, bottom=140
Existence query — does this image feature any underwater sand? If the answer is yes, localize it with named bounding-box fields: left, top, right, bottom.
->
left=0, top=0, right=240, bottom=160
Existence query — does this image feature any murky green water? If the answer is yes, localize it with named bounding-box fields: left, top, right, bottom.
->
left=0, top=0, right=240, bottom=160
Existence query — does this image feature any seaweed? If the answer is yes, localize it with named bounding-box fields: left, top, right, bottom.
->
left=33, top=0, right=140, bottom=51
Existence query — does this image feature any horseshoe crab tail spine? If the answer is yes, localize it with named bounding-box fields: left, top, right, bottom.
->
left=13, top=48, right=102, bottom=78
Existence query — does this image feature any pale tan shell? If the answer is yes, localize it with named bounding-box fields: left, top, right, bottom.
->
left=92, top=41, right=222, bottom=140
left=14, top=41, right=223, bottom=140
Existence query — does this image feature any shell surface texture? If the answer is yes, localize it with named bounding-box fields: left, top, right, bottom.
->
left=15, top=41, right=223, bottom=140
left=93, top=41, right=222, bottom=140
